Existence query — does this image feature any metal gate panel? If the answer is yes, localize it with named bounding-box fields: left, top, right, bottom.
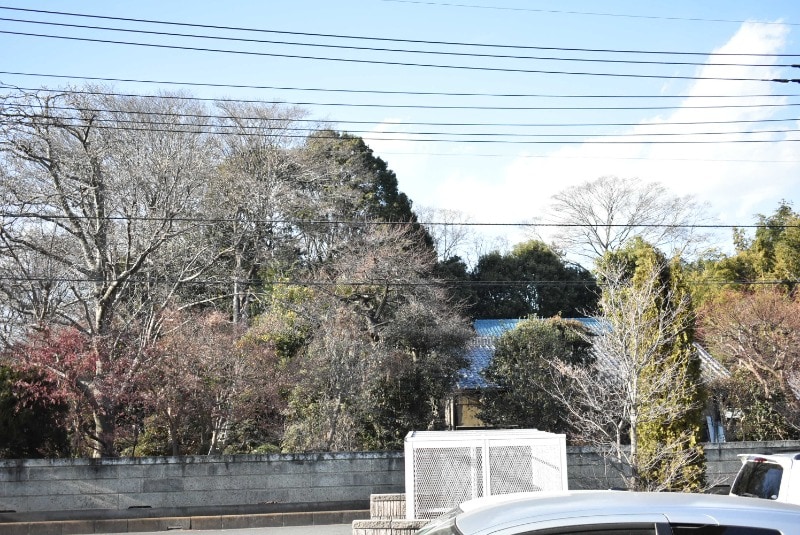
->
left=404, top=430, right=567, bottom=519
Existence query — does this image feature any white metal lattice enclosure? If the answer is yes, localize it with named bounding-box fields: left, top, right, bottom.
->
left=404, top=429, right=568, bottom=520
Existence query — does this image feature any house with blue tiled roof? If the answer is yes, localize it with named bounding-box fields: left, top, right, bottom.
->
left=447, top=318, right=730, bottom=434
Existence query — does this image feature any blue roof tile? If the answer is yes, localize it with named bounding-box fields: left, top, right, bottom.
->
left=457, top=318, right=728, bottom=391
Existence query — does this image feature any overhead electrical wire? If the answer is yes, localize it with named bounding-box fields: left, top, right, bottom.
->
left=0, top=276, right=594, bottom=287
left=2, top=114, right=796, bottom=141
left=372, top=151, right=800, bottom=163
left=3, top=92, right=797, bottom=129
left=0, top=9, right=797, bottom=290
left=0, top=16, right=795, bottom=69
left=3, top=83, right=799, bottom=133
left=5, top=97, right=798, bottom=113
left=3, top=98, right=799, bottom=145
left=2, top=89, right=799, bottom=150
left=3, top=78, right=798, bottom=130
left=4, top=28, right=794, bottom=83
left=3, top=71, right=798, bottom=100
left=7, top=116, right=799, bottom=139
left=2, top=123, right=796, bottom=144
left=381, top=0, right=800, bottom=27
left=1, top=212, right=796, bottom=230
left=0, top=275, right=596, bottom=287
left=6, top=105, right=793, bottom=130
left=2, top=5, right=797, bottom=56
left=0, top=274, right=796, bottom=289
left=6, top=112, right=800, bottom=157
left=0, top=9, right=797, bottom=155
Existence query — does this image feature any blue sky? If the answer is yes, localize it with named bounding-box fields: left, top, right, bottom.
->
left=2, top=1, right=799, bottom=256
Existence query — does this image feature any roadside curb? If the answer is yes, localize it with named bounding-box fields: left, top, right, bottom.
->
left=0, top=509, right=369, bottom=535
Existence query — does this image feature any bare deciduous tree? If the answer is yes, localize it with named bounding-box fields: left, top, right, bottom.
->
left=202, top=101, right=308, bottom=323
left=415, top=206, right=476, bottom=262
left=699, top=289, right=800, bottom=433
left=0, top=87, right=215, bottom=455
left=548, top=176, right=711, bottom=260
left=145, top=310, right=285, bottom=456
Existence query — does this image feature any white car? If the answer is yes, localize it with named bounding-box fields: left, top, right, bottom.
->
left=416, top=490, right=800, bottom=535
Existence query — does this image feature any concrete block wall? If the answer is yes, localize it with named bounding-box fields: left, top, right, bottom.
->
left=1, top=440, right=799, bottom=526
left=0, top=452, right=404, bottom=517
left=567, top=440, right=800, bottom=490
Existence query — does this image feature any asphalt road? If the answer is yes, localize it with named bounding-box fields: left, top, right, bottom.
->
left=111, top=525, right=353, bottom=535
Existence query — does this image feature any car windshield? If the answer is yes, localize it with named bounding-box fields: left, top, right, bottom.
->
left=731, top=461, right=783, bottom=500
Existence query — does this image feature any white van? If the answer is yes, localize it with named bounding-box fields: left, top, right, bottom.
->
left=730, top=452, right=800, bottom=504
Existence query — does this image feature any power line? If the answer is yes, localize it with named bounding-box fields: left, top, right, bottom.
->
left=1, top=212, right=797, bottom=230
left=3, top=121, right=798, bottom=144
left=0, top=276, right=587, bottom=286
left=7, top=108, right=798, bottom=156
left=4, top=87, right=800, bottom=154
left=3, top=113, right=797, bottom=140
left=5, top=97, right=800, bottom=114
left=5, top=82, right=800, bottom=131
left=4, top=71, right=797, bottom=100
left=2, top=5, right=796, bottom=56
left=375, top=151, right=800, bottom=163
left=1, top=16, right=794, bottom=69
left=2, top=29, right=796, bottom=83
left=0, top=274, right=796, bottom=289
left=381, top=0, right=800, bottom=27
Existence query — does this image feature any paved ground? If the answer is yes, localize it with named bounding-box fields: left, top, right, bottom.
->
left=9, top=510, right=367, bottom=535
left=111, top=525, right=352, bottom=535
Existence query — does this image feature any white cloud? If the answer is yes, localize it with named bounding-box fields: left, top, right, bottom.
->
left=487, top=21, right=799, bottom=244
left=369, top=22, right=799, bottom=256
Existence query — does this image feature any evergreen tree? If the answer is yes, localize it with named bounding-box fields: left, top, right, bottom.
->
left=478, top=317, right=594, bottom=432
left=626, top=246, right=705, bottom=491
left=556, top=239, right=706, bottom=491
left=469, top=240, right=598, bottom=319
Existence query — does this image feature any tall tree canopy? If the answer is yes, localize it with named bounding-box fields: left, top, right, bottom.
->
left=202, top=101, right=306, bottom=324
left=0, top=89, right=216, bottom=455
left=699, top=202, right=800, bottom=291
left=548, top=176, right=710, bottom=260
left=467, top=240, right=598, bottom=319
left=301, top=130, right=417, bottom=223
left=0, top=85, right=453, bottom=457
left=689, top=202, right=800, bottom=439
left=0, top=89, right=214, bottom=339
left=280, top=225, right=471, bottom=452
left=294, top=130, right=432, bottom=262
